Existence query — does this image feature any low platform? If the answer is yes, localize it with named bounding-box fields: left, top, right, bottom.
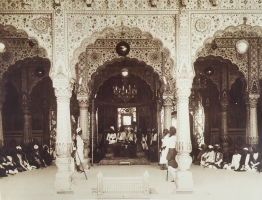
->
left=98, top=156, right=150, bottom=165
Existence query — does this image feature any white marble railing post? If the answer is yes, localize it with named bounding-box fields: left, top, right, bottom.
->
left=53, top=73, right=74, bottom=193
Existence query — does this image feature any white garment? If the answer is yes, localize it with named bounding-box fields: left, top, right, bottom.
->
left=231, top=154, right=241, bottom=170
left=141, top=135, right=148, bottom=150
left=159, top=134, right=169, bottom=164
left=76, top=135, right=84, bottom=165
left=168, top=135, right=176, bottom=148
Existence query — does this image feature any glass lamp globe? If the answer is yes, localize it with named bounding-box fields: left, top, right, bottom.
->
left=121, top=68, right=129, bottom=77
left=236, top=39, right=249, bottom=54
left=0, top=42, right=6, bottom=53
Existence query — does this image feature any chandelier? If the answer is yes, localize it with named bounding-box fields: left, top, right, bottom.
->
left=113, top=68, right=137, bottom=103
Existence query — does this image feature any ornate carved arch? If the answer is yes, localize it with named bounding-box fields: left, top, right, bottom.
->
left=195, top=55, right=243, bottom=93
left=195, top=24, right=262, bottom=81
left=0, top=24, right=48, bottom=80
left=74, top=26, right=176, bottom=98
left=72, top=25, right=175, bottom=81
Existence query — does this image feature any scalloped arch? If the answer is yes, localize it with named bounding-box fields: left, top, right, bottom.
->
left=194, top=24, right=262, bottom=81
left=70, top=25, right=174, bottom=80
left=89, top=57, right=157, bottom=96
left=0, top=24, right=48, bottom=80
left=0, top=56, right=51, bottom=102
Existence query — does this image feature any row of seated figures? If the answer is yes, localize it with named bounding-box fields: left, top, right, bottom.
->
left=105, top=127, right=158, bottom=159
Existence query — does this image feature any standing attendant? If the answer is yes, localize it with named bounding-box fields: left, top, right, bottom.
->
left=76, top=127, right=84, bottom=173
left=159, top=129, right=169, bottom=170
left=166, top=126, right=178, bottom=182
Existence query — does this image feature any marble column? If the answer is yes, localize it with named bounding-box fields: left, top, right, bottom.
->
left=53, top=73, right=74, bottom=193
left=220, top=99, right=229, bottom=151
left=90, top=98, right=96, bottom=166
left=78, top=98, right=90, bottom=167
left=246, top=93, right=260, bottom=147
left=21, top=94, right=32, bottom=145
left=175, top=79, right=194, bottom=192
left=163, top=96, right=173, bottom=130
left=0, top=103, right=4, bottom=148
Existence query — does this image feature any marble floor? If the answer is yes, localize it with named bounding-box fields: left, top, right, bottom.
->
left=0, top=162, right=262, bottom=200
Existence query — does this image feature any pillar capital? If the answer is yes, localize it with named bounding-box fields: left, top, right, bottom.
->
left=77, top=97, right=89, bottom=109
left=163, top=96, right=173, bottom=106
left=53, top=73, right=73, bottom=98
left=248, top=93, right=260, bottom=107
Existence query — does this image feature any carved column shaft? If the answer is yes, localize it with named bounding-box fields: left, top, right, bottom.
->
left=90, top=98, right=96, bottom=166
left=53, top=75, right=73, bottom=193
left=78, top=99, right=90, bottom=162
left=0, top=103, right=3, bottom=148
left=21, top=101, right=32, bottom=145
left=175, top=7, right=194, bottom=192
left=163, top=97, right=173, bottom=130
left=246, top=94, right=260, bottom=146
left=220, top=100, right=229, bottom=149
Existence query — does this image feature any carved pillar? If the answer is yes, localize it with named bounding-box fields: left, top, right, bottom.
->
left=246, top=93, right=260, bottom=147
left=204, top=98, right=211, bottom=145
left=78, top=98, right=90, bottom=166
left=220, top=98, right=229, bottom=151
left=175, top=6, right=194, bottom=192
left=0, top=103, right=3, bottom=148
left=176, top=79, right=194, bottom=192
left=163, top=96, right=173, bottom=130
left=53, top=74, right=73, bottom=193
left=90, top=98, right=96, bottom=166
left=21, top=94, right=32, bottom=145
left=245, top=100, right=250, bottom=144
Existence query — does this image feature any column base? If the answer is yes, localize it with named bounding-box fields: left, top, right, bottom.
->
left=54, top=170, right=74, bottom=194
left=175, top=171, right=194, bottom=193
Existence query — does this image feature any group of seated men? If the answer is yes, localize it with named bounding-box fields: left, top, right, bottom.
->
left=194, top=144, right=262, bottom=172
left=105, top=126, right=158, bottom=159
left=0, top=144, right=54, bottom=178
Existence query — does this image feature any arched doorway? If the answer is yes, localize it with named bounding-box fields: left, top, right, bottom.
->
left=191, top=56, right=246, bottom=156
left=91, top=59, right=162, bottom=163
left=1, top=56, right=55, bottom=148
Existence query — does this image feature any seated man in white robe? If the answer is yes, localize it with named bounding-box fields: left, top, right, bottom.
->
left=203, top=145, right=215, bottom=168
left=229, top=150, right=241, bottom=171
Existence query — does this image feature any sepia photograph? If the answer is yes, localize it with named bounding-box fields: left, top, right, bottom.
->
left=0, top=0, right=262, bottom=200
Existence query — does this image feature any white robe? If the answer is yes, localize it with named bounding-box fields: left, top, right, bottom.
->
left=76, top=135, right=84, bottom=165
left=159, top=134, right=169, bottom=164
